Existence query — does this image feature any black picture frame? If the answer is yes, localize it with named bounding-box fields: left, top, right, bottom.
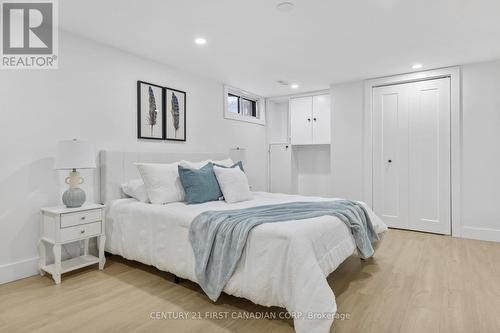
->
left=137, top=81, right=166, bottom=140
left=164, top=87, right=187, bottom=142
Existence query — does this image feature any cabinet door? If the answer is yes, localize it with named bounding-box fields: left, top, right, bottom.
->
left=290, top=97, right=313, bottom=145
left=269, top=144, right=292, bottom=194
left=312, top=94, right=331, bottom=144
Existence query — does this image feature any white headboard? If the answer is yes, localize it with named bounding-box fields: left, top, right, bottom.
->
left=99, top=151, right=228, bottom=204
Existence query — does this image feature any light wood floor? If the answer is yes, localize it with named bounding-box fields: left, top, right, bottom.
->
left=1, top=229, right=500, bottom=333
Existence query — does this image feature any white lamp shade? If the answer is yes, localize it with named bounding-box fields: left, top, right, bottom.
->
left=229, top=147, right=247, bottom=166
left=54, top=139, right=96, bottom=170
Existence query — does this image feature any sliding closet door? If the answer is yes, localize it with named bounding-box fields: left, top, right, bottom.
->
left=373, top=78, right=451, bottom=234
left=407, top=78, right=450, bottom=234
left=373, top=85, right=410, bottom=229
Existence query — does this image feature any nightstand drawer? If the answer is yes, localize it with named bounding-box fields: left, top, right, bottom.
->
left=60, top=209, right=102, bottom=228
left=60, top=222, right=102, bottom=242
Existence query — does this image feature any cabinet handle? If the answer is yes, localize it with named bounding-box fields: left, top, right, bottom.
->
left=307, top=118, right=311, bottom=122
left=313, top=118, right=317, bottom=121
left=388, top=159, right=392, bottom=163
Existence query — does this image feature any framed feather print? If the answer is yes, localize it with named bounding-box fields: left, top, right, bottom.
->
left=165, top=88, right=186, bottom=141
left=137, top=81, right=165, bottom=140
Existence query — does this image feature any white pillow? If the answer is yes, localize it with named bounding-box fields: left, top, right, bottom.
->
left=213, top=166, right=252, bottom=203
left=121, top=179, right=149, bottom=203
left=135, top=162, right=185, bottom=204
left=179, top=159, right=210, bottom=169
left=212, top=158, right=235, bottom=167
left=180, top=158, right=234, bottom=169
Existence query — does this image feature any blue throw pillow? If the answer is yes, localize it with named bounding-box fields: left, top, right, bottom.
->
left=212, top=161, right=244, bottom=172
left=178, top=164, right=223, bottom=204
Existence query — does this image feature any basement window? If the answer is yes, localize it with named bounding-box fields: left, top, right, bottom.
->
left=224, top=86, right=265, bottom=125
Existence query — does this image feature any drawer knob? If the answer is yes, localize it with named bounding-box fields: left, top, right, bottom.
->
left=81, top=216, right=86, bottom=220
left=80, top=230, right=85, bottom=234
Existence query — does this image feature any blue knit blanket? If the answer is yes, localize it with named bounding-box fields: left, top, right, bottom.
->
left=189, top=200, right=379, bottom=301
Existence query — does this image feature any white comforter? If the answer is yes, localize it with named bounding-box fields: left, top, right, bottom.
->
left=106, top=192, right=387, bottom=333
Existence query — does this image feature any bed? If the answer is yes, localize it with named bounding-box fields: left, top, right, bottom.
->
left=101, top=151, right=388, bottom=333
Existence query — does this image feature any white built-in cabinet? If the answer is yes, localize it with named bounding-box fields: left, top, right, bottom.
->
left=290, top=94, right=331, bottom=145
left=267, top=93, right=331, bottom=195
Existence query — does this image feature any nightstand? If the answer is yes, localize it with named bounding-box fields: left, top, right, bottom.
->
left=39, top=204, right=106, bottom=284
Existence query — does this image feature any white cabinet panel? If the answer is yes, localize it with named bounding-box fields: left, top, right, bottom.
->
left=290, top=97, right=313, bottom=145
left=312, top=94, right=331, bottom=144
left=290, top=94, right=331, bottom=145
left=269, top=144, right=293, bottom=194
left=266, top=101, right=289, bottom=144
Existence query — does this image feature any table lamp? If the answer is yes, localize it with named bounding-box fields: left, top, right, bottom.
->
left=54, top=139, right=96, bottom=208
left=229, top=147, right=247, bottom=168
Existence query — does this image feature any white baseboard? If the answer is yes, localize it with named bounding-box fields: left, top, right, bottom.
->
left=0, top=257, right=39, bottom=285
left=461, top=226, right=500, bottom=243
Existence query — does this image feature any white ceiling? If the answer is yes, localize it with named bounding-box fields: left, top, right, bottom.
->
left=60, top=0, right=500, bottom=97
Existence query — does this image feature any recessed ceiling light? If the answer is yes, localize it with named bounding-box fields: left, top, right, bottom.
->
left=276, top=1, right=294, bottom=12
left=276, top=80, right=290, bottom=86
left=194, top=37, right=207, bottom=46
left=290, top=84, right=299, bottom=89
left=412, top=63, right=423, bottom=70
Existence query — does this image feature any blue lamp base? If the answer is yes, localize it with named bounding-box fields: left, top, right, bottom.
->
left=62, top=187, right=86, bottom=208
